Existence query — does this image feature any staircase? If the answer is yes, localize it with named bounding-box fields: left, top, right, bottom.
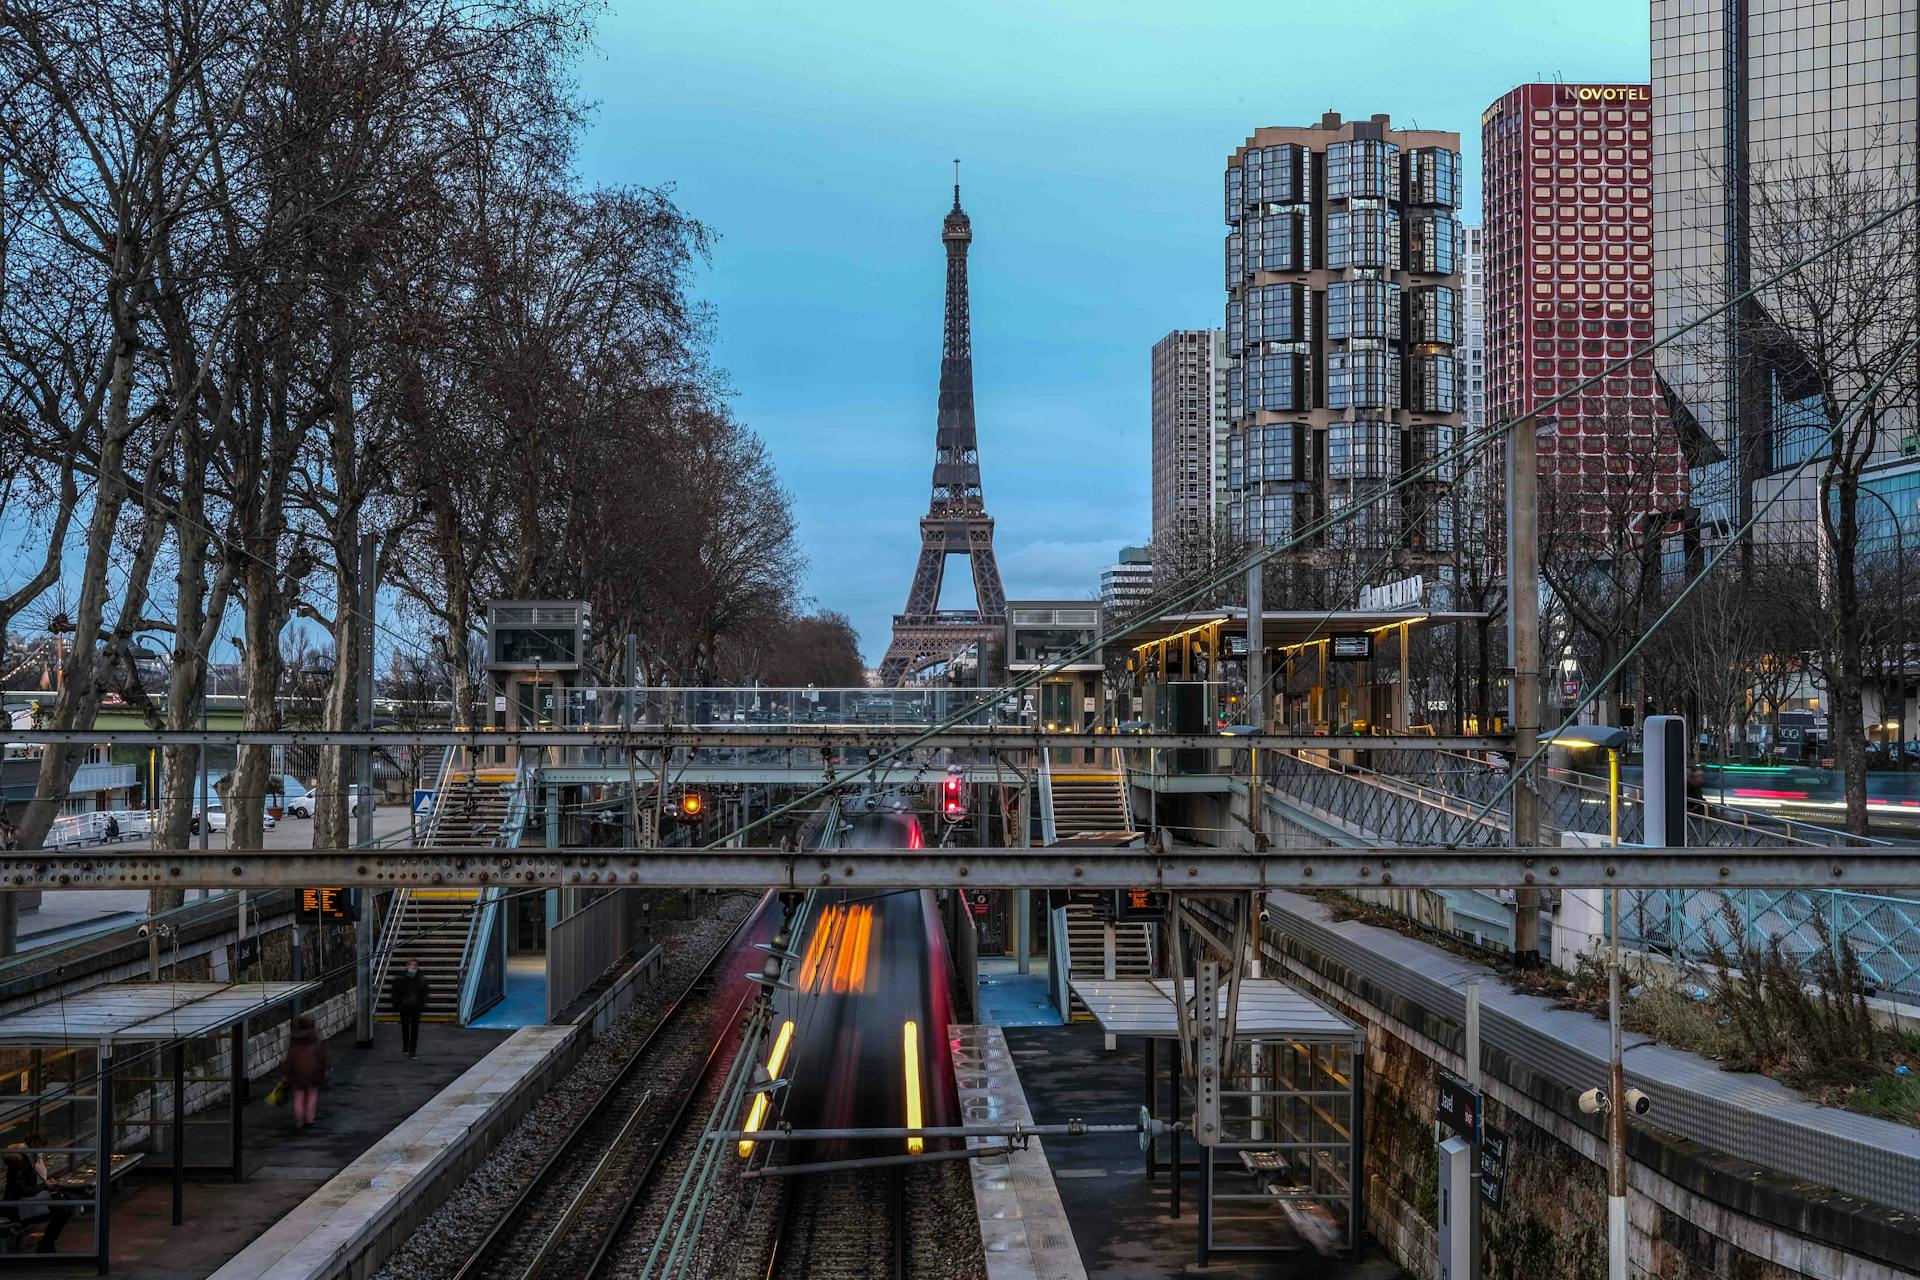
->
left=376, top=770, right=516, bottom=1022
left=1049, top=772, right=1132, bottom=839
left=1048, top=769, right=1151, bottom=1019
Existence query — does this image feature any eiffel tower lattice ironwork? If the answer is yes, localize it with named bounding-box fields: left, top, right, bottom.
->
left=878, top=171, right=1008, bottom=684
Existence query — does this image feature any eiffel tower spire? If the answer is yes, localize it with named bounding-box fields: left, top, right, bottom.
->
left=879, top=171, right=1009, bottom=685
left=933, top=162, right=982, bottom=515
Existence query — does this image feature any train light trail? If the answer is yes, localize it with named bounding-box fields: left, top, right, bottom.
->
left=738, top=1018, right=796, bottom=1158
left=797, top=906, right=837, bottom=991
left=830, top=904, right=871, bottom=994
left=848, top=904, right=875, bottom=994
left=903, top=1019, right=924, bottom=1154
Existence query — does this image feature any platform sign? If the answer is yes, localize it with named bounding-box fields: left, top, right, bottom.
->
left=1066, top=888, right=1117, bottom=920
left=1478, top=1123, right=1510, bottom=1211
left=1115, top=888, right=1168, bottom=920
left=1436, top=1072, right=1480, bottom=1146
left=235, top=936, right=261, bottom=968
left=1330, top=634, right=1373, bottom=661
left=302, top=887, right=348, bottom=918
left=968, top=890, right=991, bottom=918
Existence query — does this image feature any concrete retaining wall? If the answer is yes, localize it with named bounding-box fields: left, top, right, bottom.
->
left=1241, top=901, right=1920, bottom=1280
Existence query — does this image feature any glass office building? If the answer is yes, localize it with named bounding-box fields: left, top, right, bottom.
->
left=1223, top=112, right=1464, bottom=594
left=1652, top=0, right=1918, bottom=541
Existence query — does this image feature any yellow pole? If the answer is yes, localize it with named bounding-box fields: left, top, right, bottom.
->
left=1609, top=748, right=1620, bottom=848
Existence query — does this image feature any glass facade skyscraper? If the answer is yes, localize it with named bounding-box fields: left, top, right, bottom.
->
left=1652, top=0, right=1918, bottom=538
left=1222, top=112, right=1464, bottom=593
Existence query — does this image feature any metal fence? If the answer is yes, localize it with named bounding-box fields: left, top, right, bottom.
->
left=1620, top=886, right=1920, bottom=1004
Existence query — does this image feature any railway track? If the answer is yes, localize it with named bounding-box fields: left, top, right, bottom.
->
left=764, top=1166, right=907, bottom=1280
left=449, top=894, right=772, bottom=1280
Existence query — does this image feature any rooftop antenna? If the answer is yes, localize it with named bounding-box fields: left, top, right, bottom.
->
left=952, top=158, right=961, bottom=208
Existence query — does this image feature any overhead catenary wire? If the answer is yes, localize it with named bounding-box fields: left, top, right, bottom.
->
left=1449, top=328, right=1920, bottom=846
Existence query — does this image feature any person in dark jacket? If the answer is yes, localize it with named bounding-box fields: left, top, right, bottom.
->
left=285, top=1017, right=326, bottom=1130
left=390, top=960, right=431, bottom=1057
left=3, top=1132, right=73, bottom=1252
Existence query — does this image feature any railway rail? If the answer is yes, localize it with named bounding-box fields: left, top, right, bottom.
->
left=449, top=894, right=772, bottom=1280
left=763, top=1166, right=907, bottom=1280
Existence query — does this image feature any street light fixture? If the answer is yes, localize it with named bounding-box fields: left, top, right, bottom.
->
left=1543, top=721, right=1633, bottom=1280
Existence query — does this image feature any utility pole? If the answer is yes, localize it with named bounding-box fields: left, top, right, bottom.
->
left=354, top=534, right=377, bottom=1047
left=1507, top=416, right=1543, bottom=962
left=1246, top=564, right=1265, bottom=852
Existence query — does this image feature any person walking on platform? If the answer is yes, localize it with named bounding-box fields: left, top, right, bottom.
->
left=285, top=1017, right=327, bottom=1130
left=390, top=959, right=431, bottom=1058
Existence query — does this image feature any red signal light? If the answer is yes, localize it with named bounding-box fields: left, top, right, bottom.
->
left=941, top=775, right=966, bottom=822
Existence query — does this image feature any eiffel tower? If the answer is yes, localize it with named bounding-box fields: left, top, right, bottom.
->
left=878, top=171, right=1008, bottom=684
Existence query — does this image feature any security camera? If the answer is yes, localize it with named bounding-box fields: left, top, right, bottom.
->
left=1578, top=1087, right=1608, bottom=1115
left=137, top=924, right=151, bottom=939
left=1624, top=1088, right=1652, bottom=1116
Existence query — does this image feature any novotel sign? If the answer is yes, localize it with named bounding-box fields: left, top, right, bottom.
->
left=1560, top=84, right=1649, bottom=103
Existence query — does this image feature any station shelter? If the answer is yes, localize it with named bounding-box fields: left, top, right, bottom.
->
left=0, top=980, right=313, bottom=1272
left=1070, top=974, right=1367, bottom=1265
left=1125, top=608, right=1490, bottom=744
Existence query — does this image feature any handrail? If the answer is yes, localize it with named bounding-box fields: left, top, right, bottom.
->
left=458, top=750, right=536, bottom=1023
left=1549, top=763, right=1891, bottom=848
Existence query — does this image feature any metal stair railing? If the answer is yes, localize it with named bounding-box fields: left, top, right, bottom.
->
left=1264, top=750, right=1509, bottom=847
left=458, top=749, right=537, bottom=1023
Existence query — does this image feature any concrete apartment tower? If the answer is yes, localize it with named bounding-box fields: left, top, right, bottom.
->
left=1223, top=111, right=1465, bottom=599
left=1150, top=328, right=1231, bottom=581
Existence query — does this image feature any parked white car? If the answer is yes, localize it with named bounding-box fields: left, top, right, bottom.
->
left=189, top=802, right=275, bottom=835
left=283, top=784, right=372, bottom=819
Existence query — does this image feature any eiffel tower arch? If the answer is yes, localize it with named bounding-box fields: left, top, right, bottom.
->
left=879, top=174, right=1008, bottom=684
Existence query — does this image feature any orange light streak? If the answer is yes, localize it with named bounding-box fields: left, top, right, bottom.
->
left=848, top=905, right=875, bottom=994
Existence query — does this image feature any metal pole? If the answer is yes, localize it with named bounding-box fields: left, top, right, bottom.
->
left=95, top=1047, right=111, bottom=1275
left=354, top=533, right=376, bottom=1047
left=170, top=1043, right=184, bottom=1227
left=1466, top=980, right=1482, bottom=1277
left=1508, top=415, right=1543, bottom=963
left=1017, top=773, right=1032, bottom=975
left=1608, top=900, right=1627, bottom=1280
left=1247, top=565, right=1265, bottom=853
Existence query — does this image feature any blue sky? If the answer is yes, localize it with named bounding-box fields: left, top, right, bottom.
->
left=575, top=0, right=1653, bottom=663
left=0, top=0, right=1654, bottom=676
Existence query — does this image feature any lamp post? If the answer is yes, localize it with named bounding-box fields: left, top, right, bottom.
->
left=1857, top=486, right=1907, bottom=765
left=1544, top=723, right=1631, bottom=1280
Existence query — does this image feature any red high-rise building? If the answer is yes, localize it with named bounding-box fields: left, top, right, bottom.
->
left=1482, top=83, right=1686, bottom=536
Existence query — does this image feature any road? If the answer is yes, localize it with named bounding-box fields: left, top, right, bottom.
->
left=18, top=805, right=416, bottom=949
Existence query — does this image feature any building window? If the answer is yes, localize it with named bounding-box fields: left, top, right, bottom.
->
left=1410, top=286, right=1457, bottom=344
left=1409, top=354, right=1457, bottom=412
left=1407, top=146, right=1461, bottom=208
left=1407, top=215, right=1461, bottom=274
left=1328, top=280, right=1396, bottom=339
left=1328, top=418, right=1396, bottom=480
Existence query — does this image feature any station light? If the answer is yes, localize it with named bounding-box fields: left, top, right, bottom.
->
left=679, top=791, right=704, bottom=819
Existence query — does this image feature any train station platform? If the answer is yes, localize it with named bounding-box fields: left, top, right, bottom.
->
left=999, top=1021, right=1409, bottom=1279
left=93, top=1019, right=510, bottom=1278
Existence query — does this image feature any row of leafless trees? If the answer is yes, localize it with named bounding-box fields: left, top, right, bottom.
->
left=0, top=0, right=847, bottom=869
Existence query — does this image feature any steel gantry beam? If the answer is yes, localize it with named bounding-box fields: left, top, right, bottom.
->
left=0, top=728, right=1509, bottom=752
left=5, top=846, right=1919, bottom=890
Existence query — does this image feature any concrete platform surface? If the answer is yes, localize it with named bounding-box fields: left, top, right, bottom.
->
left=1002, top=1022, right=1408, bottom=1279
left=210, top=1024, right=573, bottom=1280
left=952, top=1023, right=1086, bottom=1280
left=83, top=1018, right=509, bottom=1278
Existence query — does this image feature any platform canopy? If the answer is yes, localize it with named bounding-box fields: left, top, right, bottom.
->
left=0, top=981, right=317, bottom=1046
left=1124, top=608, right=1492, bottom=653
left=1069, top=977, right=1359, bottom=1042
